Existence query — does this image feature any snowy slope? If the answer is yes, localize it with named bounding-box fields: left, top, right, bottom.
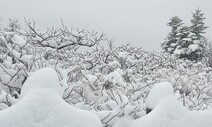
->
left=0, top=68, right=102, bottom=127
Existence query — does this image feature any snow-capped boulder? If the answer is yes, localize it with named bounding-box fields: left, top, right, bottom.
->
left=0, top=68, right=102, bottom=127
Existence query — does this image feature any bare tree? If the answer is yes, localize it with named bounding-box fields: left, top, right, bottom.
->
left=24, top=19, right=106, bottom=50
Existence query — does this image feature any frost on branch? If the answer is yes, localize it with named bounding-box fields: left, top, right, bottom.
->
left=0, top=19, right=212, bottom=127
left=25, top=19, right=106, bottom=50
left=0, top=68, right=102, bottom=127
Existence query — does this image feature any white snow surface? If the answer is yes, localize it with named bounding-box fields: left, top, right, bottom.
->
left=20, top=68, right=63, bottom=98
left=11, top=34, right=26, bottom=48
left=132, top=96, right=188, bottom=127
left=0, top=68, right=102, bottom=127
left=188, top=44, right=199, bottom=52
left=145, top=82, right=174, bottom=109
left=115, top=82, right=212, bottom=127
left=131, top=96, right=212, bottom=127
left=173, top=48, right=183, bottom=55
left=105, top=71, right=127, bottom=88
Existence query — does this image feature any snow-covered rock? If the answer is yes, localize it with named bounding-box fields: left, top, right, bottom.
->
left=0, top=68, right=102, bottom=127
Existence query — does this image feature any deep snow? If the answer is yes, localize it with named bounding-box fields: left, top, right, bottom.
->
left=0, top=68, right=102, bottom=127
left=145, top=82, right=174, bottom=109
left=115, top=82, right=212, bottom=127
left=1, top=68, right=212, bottom=127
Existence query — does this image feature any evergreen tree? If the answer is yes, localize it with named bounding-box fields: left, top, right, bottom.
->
left=190, top=8, right=208, bottom=40
left=162, top=8, right=208, bottom=61
left=174, top=26, right=203, bottom=61
left=162, top=16, right=184, bottom=54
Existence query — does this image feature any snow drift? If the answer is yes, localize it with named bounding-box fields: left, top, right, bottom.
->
left=115, top=82, right=212, bottom=127
left=145, top=82, right=174, bottom=110
left=0, top=68, right=102, bottom=127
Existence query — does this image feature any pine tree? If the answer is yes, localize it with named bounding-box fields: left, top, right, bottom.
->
left=162, top=16, right=184, bottom=54
left=163, top=9, right=208, bottom=61
left=190, top=8, right=208, bottom=40
left=174, top=26, right=203, bottom=61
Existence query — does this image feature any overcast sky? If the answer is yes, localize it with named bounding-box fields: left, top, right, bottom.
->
left=0, top=0, right=211, bottom=51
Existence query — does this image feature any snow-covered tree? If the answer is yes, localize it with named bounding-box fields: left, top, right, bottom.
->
left=4, top=19, right=21, bottom=32
left=173, top=26, right=204, bottom=61
left=190, top=8, right=208, bottom=40
left=162, top=16, right=183, bottom=54
left=163, top=8, right=208, bottom=61
left=1, top=18, right=212, bottom=127
left=202, top=39, right=212, bottom=67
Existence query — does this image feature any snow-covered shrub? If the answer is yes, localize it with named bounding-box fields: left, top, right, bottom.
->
left=0, top=32, right=29, bottom=93
left=1, top=19, right=212, bottom=127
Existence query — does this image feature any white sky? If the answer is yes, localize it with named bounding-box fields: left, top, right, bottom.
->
left=0, top=0, right=211, bottom=51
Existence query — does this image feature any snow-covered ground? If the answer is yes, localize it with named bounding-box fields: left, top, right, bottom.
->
left=1, top=68, right=212, bottom=127
left=115, top=82, right=212, bottom=127
left=145, top=82, right=174, bottom=110
left=1, top=31, right=212, bottom=127
left=0, top=68, right=102, bottom=127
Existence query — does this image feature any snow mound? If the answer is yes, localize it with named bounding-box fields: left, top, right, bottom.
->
left=115, top=81, right=212, bottom=127
left=146, top=82, right=174, bottom=109
left=132, top=95, right=212, bottom=127
left=20, top=68, right=63, bottom=98
left=133, top=96, right=188, bottom=127
left=180, top=109, right=212, bottom=127
left=0, top=67, right=102, bottom=127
